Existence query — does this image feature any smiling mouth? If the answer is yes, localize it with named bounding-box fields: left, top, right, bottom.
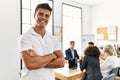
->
left=40, top=20, right=45, bottom=23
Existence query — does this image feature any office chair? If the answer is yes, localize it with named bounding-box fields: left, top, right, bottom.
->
left=102, top=73, right=115, bottom=80
left=109, top=67, right=119, bottom=76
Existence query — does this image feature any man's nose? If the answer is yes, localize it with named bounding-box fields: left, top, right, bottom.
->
left=41, top=15, right=46, bottom=19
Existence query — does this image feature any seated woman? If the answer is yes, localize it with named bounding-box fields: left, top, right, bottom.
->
left=79, top=46, right=103, bottom=80
left=100, top=45, right=119, bottom=78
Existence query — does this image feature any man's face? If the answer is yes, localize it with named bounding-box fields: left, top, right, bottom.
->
left=70, top=43, right=75, bottom=49
left=34, top=8, right=51, bottom=28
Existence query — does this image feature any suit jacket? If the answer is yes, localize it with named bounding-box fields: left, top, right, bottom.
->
left=80, top=55, right=103, bottom=80
left=65, top=48, right=79, bottom=60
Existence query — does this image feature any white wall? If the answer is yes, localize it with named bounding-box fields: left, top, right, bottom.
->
left=91, top=0, right=120, bottom=45
left=54, top=0, right=91, bottom=34
left=0, top=0, right=20, bottom=80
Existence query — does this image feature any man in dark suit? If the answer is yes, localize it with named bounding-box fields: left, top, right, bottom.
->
left=65, top=41, right=79, bottom=60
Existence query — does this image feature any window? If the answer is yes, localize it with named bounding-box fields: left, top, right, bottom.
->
left=62, top=3, right=82, bottom=56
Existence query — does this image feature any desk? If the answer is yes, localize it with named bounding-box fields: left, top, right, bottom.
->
left=54, top=63, right=85, bottom=80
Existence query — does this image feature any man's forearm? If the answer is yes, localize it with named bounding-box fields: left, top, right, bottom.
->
left=24, top=52, right=57, bottom=70
left=26, top=49, right=65, bottom=69
left=45, top=56, right=65, bottom=68
left=36, top=53, right=57, bottom=67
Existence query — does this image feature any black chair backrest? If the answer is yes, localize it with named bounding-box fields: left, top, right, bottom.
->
left=102, top=73, right=115, bottom=80
left=109, top=67, right=118, bottom=76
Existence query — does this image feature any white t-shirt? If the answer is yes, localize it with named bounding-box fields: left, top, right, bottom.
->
left=100, top=56, right=119, bottom=78
left=18, top=27, right=61, bottom=80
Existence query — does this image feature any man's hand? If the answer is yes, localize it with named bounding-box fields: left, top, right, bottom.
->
left=45, top=50, right=65, bottom=68
left=80, top=55, right=84, bottom=60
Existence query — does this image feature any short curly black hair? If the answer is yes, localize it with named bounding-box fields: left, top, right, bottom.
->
left=35, top=3, right=52, bottom=14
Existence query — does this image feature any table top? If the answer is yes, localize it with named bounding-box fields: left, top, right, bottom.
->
left=54, top=62, right=85, bottom=77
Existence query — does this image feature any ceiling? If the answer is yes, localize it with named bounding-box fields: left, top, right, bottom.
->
left=71, top=0, right=106, bottom=5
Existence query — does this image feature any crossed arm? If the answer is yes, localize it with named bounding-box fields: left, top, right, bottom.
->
left=21, top=49, right=65, bottom=70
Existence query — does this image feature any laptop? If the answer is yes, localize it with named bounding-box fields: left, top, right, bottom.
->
left=68, top=58, right=77, bottom=69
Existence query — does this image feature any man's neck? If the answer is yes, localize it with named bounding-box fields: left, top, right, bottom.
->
left=33, top=25, right=46, bottom=37
left=70, top=47, right=74, bottom=50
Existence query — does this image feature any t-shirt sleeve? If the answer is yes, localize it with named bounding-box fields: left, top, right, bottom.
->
left=18, top=35, right=32, bottom=53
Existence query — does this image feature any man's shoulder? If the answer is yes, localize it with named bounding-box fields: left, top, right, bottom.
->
left=19, top=29, right=33, bottom=42
left=66, top=48, right=70, bottom=51
left=74, top=49, right=77, bottom=51
left=21, top=27, right=32, bottom=36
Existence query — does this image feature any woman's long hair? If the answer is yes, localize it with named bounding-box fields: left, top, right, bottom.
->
left=84, top=46, right=100, bottom=57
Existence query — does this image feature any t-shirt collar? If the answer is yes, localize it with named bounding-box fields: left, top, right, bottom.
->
left=29, top=27, right=51, bottom=37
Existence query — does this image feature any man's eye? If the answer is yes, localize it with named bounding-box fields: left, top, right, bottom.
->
left=45, top=15, right=49, bottom=18
left=38, top=13, right=43, bottom=16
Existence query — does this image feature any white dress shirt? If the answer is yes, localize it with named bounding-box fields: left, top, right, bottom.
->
left=100, top=56, right=119, bottom=77
left=70, top=49, right=75, bottom=58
